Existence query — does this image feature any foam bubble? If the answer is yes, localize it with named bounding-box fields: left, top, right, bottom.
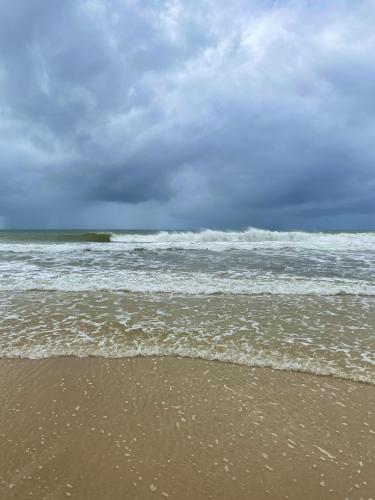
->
left=1, top=292, right=374, bottom=385
left=0, top=269, right=374, bottom=295
left=2, top=343, right=374, bottom=385
left=1, top=228, right=374, bottom=295
left=110, top=228, right=375, bottom=250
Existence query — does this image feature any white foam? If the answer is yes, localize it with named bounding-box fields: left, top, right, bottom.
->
left=361, top=351, right=375, bottom=366
left=1, top=290, right=373, bottom=385
left=1, top=344, right=373, bottom=385
left=111, top=228, right=375, bottom=250
left=1, top=228, right=375, bottom=255
left=0, top=269, right=374, bottom=295
left=1, top=228, right=374, bottom=295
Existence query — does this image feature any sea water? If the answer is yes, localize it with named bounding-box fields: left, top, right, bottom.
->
left=0, top=228, right=374, bottom=383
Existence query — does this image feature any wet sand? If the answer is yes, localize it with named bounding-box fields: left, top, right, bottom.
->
left=0, top=357, right=374, bottom=500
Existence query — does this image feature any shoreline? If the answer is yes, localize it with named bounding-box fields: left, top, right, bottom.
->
left=1, top=356, right=374, bottom=499
left=0, top=353, right=373, bottom=387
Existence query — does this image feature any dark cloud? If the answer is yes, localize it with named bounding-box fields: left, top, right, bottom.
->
left=0, top=0, right=375, bottom=229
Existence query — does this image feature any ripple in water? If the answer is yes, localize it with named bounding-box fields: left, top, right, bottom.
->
left=0, top=291, right=374, bottom=385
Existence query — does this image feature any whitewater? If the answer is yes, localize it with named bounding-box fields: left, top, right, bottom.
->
left=0, top=228, right=374, bottom=384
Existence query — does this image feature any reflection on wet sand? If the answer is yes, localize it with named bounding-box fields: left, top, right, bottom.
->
left=1, top=357, right=374, bottom=500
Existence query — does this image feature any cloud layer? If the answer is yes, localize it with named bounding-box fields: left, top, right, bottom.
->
left=0, top=0, right=375, bottom=229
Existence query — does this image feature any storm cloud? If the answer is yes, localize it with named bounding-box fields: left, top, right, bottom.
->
left=0, top=0, right=375, bottom=229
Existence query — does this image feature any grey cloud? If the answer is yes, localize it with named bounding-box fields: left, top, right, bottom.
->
left=0, top=0, right=375, bottom=228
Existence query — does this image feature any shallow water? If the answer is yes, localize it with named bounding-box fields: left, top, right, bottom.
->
left=0, top=291, right=374, bottom=384
left=0, top=228, right=374, bottom=383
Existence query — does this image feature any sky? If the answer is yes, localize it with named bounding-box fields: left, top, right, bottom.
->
left=0, top=0, right=375, bottom=230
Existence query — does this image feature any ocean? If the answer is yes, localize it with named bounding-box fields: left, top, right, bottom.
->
left=0, top=228, right=374, bottom=384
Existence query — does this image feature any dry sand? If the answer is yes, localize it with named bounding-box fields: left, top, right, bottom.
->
left=0, top=357, right=374, bottom=500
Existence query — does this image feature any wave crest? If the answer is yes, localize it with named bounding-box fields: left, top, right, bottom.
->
left=110, top=228, right=375, bottom=249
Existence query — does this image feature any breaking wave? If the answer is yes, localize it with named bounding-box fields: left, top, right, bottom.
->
left=1, top=228, right=375, bottom=250
left=110, top=228, right=375, bottom=250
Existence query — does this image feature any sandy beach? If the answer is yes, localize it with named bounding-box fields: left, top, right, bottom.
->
left=2, top=0, right=375, bottom=495
left=0, top=357, right=374, bottom=500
